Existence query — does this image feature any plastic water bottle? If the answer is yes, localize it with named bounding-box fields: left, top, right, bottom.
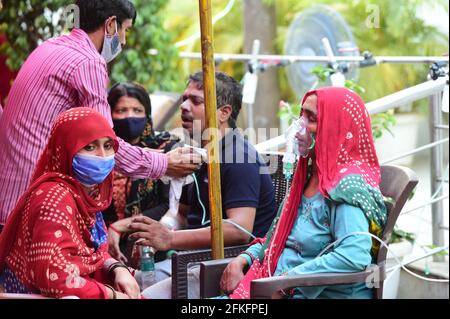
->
left=140, top=246, right=156, bottom=289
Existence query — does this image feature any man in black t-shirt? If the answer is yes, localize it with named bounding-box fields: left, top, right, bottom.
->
left=180, top=129, right=276, bottom=239
left=128, top=71, right=276, bottom=298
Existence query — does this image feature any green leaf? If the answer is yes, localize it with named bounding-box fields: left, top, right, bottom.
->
left=423, top=245, right=449, bottom=257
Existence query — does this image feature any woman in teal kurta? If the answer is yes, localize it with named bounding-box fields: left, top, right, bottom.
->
left=240, top=194, right=373, bottom=299
left=219, top=87, right=387, bottom=299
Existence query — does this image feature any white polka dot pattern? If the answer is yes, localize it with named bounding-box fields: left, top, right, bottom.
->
left=5, top=182, right=108, bottom=298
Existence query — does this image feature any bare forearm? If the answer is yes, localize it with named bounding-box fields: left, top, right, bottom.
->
left=111, top=217, right=133, bottom=232
left=170, top=223, right=250, bottom=250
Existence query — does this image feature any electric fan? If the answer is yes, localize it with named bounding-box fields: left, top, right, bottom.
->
left=284, top=4, right=360, bottom=99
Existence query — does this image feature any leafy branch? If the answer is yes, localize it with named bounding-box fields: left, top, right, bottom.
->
left=0, top=0, right=181, bottom=92
left=390, top=226, right=416, bottom=244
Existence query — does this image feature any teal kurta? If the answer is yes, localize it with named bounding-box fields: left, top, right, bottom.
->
left=242, top=192, right=374, bottom=299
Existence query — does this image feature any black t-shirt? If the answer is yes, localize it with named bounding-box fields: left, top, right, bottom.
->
left=180, top=131, right=276, bottom=238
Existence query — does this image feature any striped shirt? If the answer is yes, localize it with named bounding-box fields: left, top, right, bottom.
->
left=0, top=29, right=168, bottom=224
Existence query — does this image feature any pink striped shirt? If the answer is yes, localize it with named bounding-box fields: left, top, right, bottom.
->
left=0, top=29, right=168, bottom=224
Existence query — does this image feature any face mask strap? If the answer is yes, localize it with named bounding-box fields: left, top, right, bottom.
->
left=105, top=19, right=118, bottom=37
left=74, top=153, right=115, bottom=165
left=308, top=134, right=316, bottom=150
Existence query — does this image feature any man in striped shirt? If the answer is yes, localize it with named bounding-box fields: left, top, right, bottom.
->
left=0, top=0, right=200, bottom=228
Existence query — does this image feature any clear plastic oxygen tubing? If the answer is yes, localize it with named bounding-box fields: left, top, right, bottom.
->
left=192, top=173, right=256, bottom=240
left=266, top=190, right=449, bottom=284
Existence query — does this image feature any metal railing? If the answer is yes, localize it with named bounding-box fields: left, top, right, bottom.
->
left=255, top=77, right=449, bottom=262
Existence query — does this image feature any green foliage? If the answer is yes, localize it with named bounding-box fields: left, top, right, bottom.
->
left=165, top=0, right=448, bottom=107
left=371, top=110, right=396, bottom=139
left=0, top=0, right=180, bottom=92
left=164, top=0, right=244, bottom=80
left=311, top=66, right=336, bottom=82
left=390, top=226, right=416, bottom=244
left=423, top=245, right=449, bottom=257
left=344, top=80, right=366, bottom=96
left=0, top=0, right=70, bottom=70
left=275, top=0, right=449, bottom=108
left=109, top=0, right=181, bottom=92
left=277, top=100, right=301, bottom=125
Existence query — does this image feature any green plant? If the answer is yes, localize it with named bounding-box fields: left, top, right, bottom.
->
left=423, top=245, right=449, bottom=257
left=0, top=0, right=69, bottom=70
left=0, top=0, right=180, bottom=92
left=275, top=0, right=449, bottom=106
left=390, top=226, right=416, bottom=244
left=109, top=0, right=182, bottom=92
left=371, top=110, right=396, bottom=140
left=277, top=100, right=301, bottom=126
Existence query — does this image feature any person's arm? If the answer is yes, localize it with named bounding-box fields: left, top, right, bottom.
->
left=28, top=200, right=114, bottom=298
left=70, top=59, right=200, bottom=179
left=116, top=140, right=202, bottom=179
left=127, top=206, right=255, bottom=251
left=219, top=241, right=264, bottom=293
left=127, top=160, right=263, bottom=250
left=284, top=204, right=373, bottom=298
left=165, top=160, right=265, bottom=250
left=168, top=206, right=256, bottom=250
left=107, top=201, right=189, bottom=261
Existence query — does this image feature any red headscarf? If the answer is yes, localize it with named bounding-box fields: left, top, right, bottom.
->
left=230, top=87, right=385, bottom=299
left=0, top=108, right=119, bottom=298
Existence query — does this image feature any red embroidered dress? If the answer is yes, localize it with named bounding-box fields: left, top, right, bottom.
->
left=0, top=108, right=119, bottom=298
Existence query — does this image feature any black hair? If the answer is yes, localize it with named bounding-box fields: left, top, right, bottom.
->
left=75, top=0, right=136, bottom=33
left=188, top=71, right=243, bottom=128
left=108, top=82, right=152, bottom=119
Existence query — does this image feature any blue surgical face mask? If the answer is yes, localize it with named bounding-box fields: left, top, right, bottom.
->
left=113, top=117, right=147, bottom=142
left=101, top=21, right=122, bottom=64
left=72, top=153, right=115, bottom=187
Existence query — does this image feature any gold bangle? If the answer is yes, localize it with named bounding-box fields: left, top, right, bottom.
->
left=104, top=284, right=117, bottom=299
left=108, top=262, right=131, bottom=278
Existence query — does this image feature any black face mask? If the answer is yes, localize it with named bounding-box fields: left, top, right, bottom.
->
left=113, top=117, right=147, bottom=142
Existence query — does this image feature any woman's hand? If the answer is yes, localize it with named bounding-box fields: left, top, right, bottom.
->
left=107, top=227, right=128, bottom=263
left=112, top=267, right=141, bottom=299
left=105, top=285, right=131, bottom=299
left=220, top=256, right=248, bottom=293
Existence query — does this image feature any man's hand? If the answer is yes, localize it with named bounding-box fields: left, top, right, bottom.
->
left=165, top=147, right=202, bottom=178
left=112, top=267, right=141, bottom=299
left=220, top=256, right=248, bottom=293
left=128, top=216, right=174, bottom=251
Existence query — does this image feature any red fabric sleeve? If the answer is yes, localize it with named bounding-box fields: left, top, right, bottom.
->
left=29, top=217, right=108, bottom=299
left=26, top=190, right=110, bottom=299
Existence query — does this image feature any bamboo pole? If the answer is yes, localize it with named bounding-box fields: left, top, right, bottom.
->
left=198, top=0, right=224, bottom=259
